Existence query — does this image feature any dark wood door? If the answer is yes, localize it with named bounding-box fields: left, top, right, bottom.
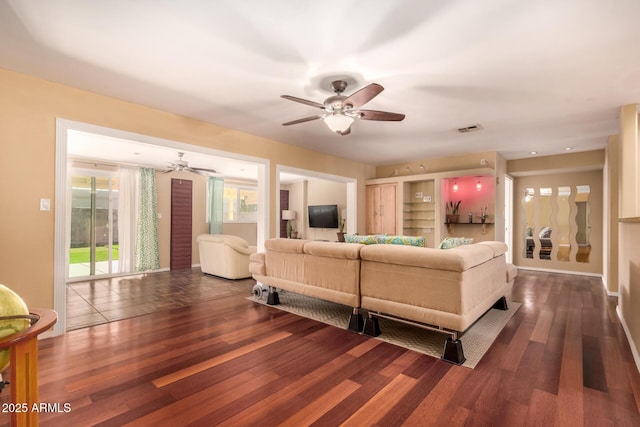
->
left=171, top=178, right=193, bottom=270
left=280, top=189, right=289, bottom=238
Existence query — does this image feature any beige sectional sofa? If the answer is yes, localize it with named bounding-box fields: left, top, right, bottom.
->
left=249, top=238, right=517, bottom=364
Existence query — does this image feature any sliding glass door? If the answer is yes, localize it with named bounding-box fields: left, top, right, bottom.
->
left=69, top=171, right=119, bottom=279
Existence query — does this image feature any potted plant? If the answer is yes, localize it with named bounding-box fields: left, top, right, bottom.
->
left=337, top=218, right=346, bottom=242
left=446, top=200, right=461, bottom=223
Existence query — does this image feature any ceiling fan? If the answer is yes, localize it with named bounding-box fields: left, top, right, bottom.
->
left=281, top=80, right=405, bottom=135
left=164, top=152, right=217, bottom=175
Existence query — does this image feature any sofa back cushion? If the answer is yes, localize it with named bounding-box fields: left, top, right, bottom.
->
left=264, top=238, right=309, bottom=282
left=360, top=243, right=495, bottom=272
left=476, top=241, right=508, bottom=257
left=303, top=242, right=362, bottom=294
left=303, top=241, right=363, bottom=259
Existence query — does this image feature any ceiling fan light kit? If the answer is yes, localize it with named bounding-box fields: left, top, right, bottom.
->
left=324, top=113, right=354, bottom=133
left=281, top=80, right=405, bottom=135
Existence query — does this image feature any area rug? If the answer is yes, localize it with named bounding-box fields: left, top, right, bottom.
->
left=248, top=291, right=520, bottom=369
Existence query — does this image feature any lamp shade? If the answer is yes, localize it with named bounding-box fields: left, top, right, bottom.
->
left=324, top=114, right=354, bottom=133
left=282, top=210, right=296, bottom=220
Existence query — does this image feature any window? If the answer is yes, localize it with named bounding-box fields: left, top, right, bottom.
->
left=223, top=185, right=258, bottom=222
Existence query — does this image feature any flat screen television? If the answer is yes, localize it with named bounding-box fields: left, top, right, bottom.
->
left=308, top=204, right=339, bottom=228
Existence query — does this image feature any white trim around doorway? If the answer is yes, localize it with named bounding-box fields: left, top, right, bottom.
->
left=54, top=118, right=270, bottom=335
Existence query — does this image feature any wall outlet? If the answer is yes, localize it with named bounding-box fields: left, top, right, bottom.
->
left=423, top=195, right=432, bottom=202
left=415, top=192, right=423, bottom=199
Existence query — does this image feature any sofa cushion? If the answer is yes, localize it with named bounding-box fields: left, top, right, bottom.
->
left=439, top=236, right=474, bottom=249
left=360, top=243, right=495, bottom=272
left=265, top=238, right=309, bottom=253
left=249, top=252, right=266, bottom=276
left=477, top=241, right=508, bottom=257
left=304, top=241, right=363, bottom=259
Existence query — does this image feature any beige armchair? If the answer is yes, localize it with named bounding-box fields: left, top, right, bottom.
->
left=197, top=234, right=257, bottom=279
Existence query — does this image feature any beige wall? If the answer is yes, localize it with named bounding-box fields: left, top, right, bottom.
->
left=0, top=68, right=371, bottom=310
left=223, top=223, right=258, bottom=247
left=604, top=135, right=619, bottom=294
left=508, top=150, right=605, bottom=176
left=617, top=104, right=640, bottom=371
left=281, top=180, right=307, bottom=238
left=619, top=105, right=638, bottom=217
left=618, top=221, right=640, bottom=370
left=376, top=151, right=497, bottom=178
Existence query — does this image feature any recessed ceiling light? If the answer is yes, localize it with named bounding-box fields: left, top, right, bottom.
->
left=564, top=147, right=573, bottom=151
left=529, top=151, right=538, bottom=155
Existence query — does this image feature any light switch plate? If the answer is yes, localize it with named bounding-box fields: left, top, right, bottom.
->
left=39, top=198, right=50, bottom=211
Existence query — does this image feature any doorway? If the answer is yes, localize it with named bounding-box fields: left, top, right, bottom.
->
left=55, top=119, right=270, bottom=335
left=68, top=170, right=119, bottom=279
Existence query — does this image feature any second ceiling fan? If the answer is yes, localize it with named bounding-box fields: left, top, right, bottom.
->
left=164, top=152, right=217, bottom=175
left=281, top=80, right=405, bottom=135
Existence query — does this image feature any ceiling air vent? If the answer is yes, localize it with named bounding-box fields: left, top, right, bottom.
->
left=457, top=124, right=483, bottom=133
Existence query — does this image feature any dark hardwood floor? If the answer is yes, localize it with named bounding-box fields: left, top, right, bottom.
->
left=2, top=269, right=640, bottom=426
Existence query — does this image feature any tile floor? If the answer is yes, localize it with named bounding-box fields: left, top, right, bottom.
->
left=66, top=268, right=255, bottom=331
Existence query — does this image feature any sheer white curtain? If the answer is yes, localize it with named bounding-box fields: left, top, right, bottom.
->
left=117, top=166, right=139, bottom=273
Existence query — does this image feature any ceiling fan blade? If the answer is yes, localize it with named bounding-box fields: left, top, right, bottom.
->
left=282, top=115, right=323, bottom=126
left=281, top=95, right=325, bottom=109
left=187, top=168, right=208, bottom=176
left=358, top=109, right=405, bottom=121
left=343, top=83, right=384, bottom=109
left=191, top=167, right=218, bottom=173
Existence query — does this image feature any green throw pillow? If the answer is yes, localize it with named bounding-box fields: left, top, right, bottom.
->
left=439, top=237, right=474, bottom=249
left=344, top=234, right=379, bottom=245
left=381, top=235, right=426, bottom=247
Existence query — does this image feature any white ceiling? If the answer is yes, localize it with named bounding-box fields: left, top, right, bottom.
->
left=2, top=0, right=640, bottom=168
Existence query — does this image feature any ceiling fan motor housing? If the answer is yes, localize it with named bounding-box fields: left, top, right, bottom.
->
left=330, top=80, right=348, bottom=94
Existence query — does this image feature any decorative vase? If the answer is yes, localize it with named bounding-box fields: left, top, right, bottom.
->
left=337, top=232, right=346, bottom=242
left=446, top=214, right=459, bottom=224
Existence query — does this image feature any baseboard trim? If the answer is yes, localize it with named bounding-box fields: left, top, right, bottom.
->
left=514, top=265, right=602, bottom=278
left=617, top=305, right=640, bottom=374
left=600, top=277, right=619, bottom=297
